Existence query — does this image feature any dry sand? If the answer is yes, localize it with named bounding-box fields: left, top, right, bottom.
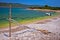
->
left=0, top=16, right=60, bottom=40
left=27, top=9, right=60, bottom=12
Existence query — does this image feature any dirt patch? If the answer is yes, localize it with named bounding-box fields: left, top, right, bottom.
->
left=37, top=29, right=51, bottom=35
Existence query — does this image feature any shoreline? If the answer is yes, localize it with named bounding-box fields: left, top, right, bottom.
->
left=0, top=9, right=60, bottom=29
left=0, top=15, right=56, bottom=28
left=26, top=8, right=60, bottom=13
left=0, top=14, right=59, bottom=28
left=0, top=15, right=60, bottom=33
left=0, top=13, right=60, bottom=40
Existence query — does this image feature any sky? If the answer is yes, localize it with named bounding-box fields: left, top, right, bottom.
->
left=0, top=0, right=60, bottom=7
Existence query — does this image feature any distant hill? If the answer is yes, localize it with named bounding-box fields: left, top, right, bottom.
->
left=0, top=3, right=60, bottom=10
left=0, top=3, right=41, bottom=8
left=0, top=3, right=27, bottom=8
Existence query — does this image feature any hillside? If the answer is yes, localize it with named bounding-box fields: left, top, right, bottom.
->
left=0, top=3, right=41, bottom=8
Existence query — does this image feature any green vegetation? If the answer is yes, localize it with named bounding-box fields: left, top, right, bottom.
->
left=29, top=5, right=60, bottom=10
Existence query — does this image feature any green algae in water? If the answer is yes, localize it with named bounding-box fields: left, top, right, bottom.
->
left=0, top=8, right=58, bottom=28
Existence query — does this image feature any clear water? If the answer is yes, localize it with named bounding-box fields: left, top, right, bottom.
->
left=0, top=7, right=55, bottom=26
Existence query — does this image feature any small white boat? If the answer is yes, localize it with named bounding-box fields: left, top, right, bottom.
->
left=46, top=13, right=51, bottom=16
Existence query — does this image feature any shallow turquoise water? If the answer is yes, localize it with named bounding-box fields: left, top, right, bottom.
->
left=0, top=7, right=55, bottom=25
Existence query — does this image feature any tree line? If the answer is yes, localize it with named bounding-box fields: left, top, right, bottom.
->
left=29, top=5, right=60, bottom=10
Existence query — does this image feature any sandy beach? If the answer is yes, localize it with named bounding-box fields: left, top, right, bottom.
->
left=0, top=15, right=59, bottom=33
left=27, top=8, right=60, bottom=13
left=0, top=8, right=60, bottom=40
left=0, top=1, right=60, bottom=40
left=0, top=15, right=60, bottom=40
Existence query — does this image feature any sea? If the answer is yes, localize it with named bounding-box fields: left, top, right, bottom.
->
left=0, top=7, right=55, bottom=27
